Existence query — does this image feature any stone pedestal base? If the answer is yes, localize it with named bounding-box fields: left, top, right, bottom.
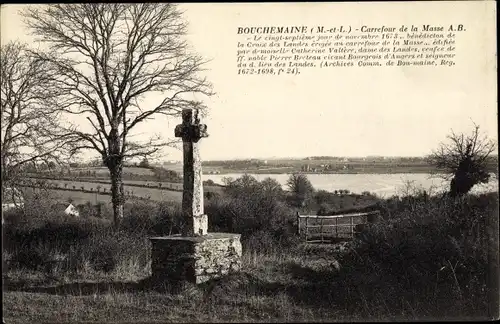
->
left=150, top=233, right=242, bottom=284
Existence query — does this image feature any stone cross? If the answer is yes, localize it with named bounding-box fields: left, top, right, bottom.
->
left=175, top=108, right=209, bottom=236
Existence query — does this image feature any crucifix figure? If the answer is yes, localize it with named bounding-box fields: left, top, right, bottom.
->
left=175, top=108, right=209, bottom=236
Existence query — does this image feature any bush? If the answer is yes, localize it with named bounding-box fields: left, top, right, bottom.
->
left=335, top=192, right=497, bottom=317
left=204, top=179, right=216, bottom=186
left=121, top=201, right=157, bottom=234
left=152, top=201, right=185, bottom=236
left=207, top=175, right=297, bottom=251
left=244, top=230, right=276, bottom=253
left=314, top=190, right=332, bottom=205
left=204, top=191, right=221, bottom=200
left=72, top=230, right=150, bottom=275
left=4, top=216, right=149, bottom=277
left=151, top=166, right=181, bottom=182
left=286, top=173, right=315, bottom=208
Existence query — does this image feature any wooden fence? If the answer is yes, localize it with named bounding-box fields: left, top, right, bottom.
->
left=297, top=211, right=380, bottom=243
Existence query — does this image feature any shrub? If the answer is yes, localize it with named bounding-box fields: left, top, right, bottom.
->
left=244, top=230, right=276, bottom=253
left=314, top=190, right=333, bottom=205
left=152, top=201, right=184, bottom=235
left=204, top=191, right=221, bottom=200
left=151, top=167, right=181, bottom=182
left=204, top=179, right=216, bottom=186
left=286, top=173, right=315, bottom=208
left=336, top=192, right=497, bottom=317
left=207, top=177, right=296, bottom=250
left=4, top=215, right=149, bottom=277
left=72, top=230, right=149, bottom=275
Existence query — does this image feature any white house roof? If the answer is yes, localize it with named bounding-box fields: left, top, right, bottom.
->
left=64, top=203, right=80, bottom=217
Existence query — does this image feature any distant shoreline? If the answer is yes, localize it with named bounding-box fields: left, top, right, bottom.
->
left=203, top=170, right=439, bottom=175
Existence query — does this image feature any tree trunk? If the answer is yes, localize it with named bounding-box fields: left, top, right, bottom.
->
left=110, top=162, right=124, bottom=227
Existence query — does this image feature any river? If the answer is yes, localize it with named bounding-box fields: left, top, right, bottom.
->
left=204, top=173, right=498, bottom=198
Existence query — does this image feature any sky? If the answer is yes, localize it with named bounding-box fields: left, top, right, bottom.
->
left=1, top=2, right=497, bottom=162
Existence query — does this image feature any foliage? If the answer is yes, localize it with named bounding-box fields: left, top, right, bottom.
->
left=336, top=191, right=498, bottom=317
left=286, top=173, right=315, bottom=208
left=428, top=123, right=496, bottom=197
left=207, top=175, right=296, bottom=251
left=150, top=167, right=181, bottom=182
left=138, top=158, right=150, bottom=168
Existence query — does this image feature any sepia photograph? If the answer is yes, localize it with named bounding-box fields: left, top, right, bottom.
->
left=1, top=1, right=498, bottom=323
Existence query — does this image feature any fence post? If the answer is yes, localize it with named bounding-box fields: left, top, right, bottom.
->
left=335, top=217, right=338, bottom=237
left=305, top=216, right=309, bottom=242
left=350, top=215, right=354, bottom=238
left=320, top=217, right=324, bottom=243
left=297, top=212, right=300, bottom=235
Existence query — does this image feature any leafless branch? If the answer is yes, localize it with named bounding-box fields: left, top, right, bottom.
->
left=1, top=41, right=82, bottom=188
left=22, top=3, right=213, bottom=165
left=427, top=122, right=497, bottom=195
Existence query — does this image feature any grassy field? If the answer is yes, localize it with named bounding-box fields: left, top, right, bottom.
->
left=35, top=178, right=222, bottom=192
left=25, top=175, right=224, bottom=191
left=30, top=178, right=183, bottom=192
left=21, top=178, right=224, bottom=204
left=21, top=186, right=183, bottom=205
left=3, top=237, right=493, bottom=323
left=70, top=164, right=226, bottom=176
left=70, top=166, right=156, bottom=176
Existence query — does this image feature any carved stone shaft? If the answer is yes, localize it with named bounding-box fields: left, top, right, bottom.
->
left=175, top=109, right=209, bottom=236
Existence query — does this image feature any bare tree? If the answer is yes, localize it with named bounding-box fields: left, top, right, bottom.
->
left=1, top=41, right=78, bottom=195
left=427, top=123, right=496, bottom=197
left=22, top=4, right=213, bottom=225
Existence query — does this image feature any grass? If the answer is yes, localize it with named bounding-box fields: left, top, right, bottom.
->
left=5, top=238, right=493, bottom=322
left=20, top=187, right=182, bottom=205
left=69, top=166, right=156, bottom=176
left=23, top=177, right=223, bottom=191
left=27, top=178, right=184, bottom=189
left=20, top=178, right=223, bottom=202
left=3, top=175, right=498, bottom=322
left=2, top=247, right=356, bottom=323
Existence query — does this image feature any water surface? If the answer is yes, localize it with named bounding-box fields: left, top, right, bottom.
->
left=204, top=173, right=498, bottom=197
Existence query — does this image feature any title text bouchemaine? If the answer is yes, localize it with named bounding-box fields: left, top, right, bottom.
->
left=236, top=24, right=458, bottom=72
left=237, top=26, right=403, bottom=34
left=237, top=26, right=309, bottom=34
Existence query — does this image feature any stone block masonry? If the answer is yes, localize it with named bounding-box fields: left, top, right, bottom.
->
left=150, top=233, right=242, bottom=284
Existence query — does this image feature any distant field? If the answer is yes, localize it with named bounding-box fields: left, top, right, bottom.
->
left=204, top=157, right=498, bottom=175
left=35, top=179, right=183, bottom=191
left=22, top=187, right=113, bottom=206
left=19, top=174, right=233, bottom=204
left=70, top=165, right=220, bottom=176
left=213, top=164, right=436, bottom=174
left=69, top=164, right=253, bottom=176
left=21, top=186, right=182, bottom=205
left=24, top=178, right=223, bottom=194
left=70, top=166, right=157, bottom=176
left=36, top=158, right=498, bottom=179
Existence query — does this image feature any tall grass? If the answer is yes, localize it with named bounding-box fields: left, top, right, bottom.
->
left=2, top=175, right=497, bottom=320
left=333, top=191, right=497, bottom=319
